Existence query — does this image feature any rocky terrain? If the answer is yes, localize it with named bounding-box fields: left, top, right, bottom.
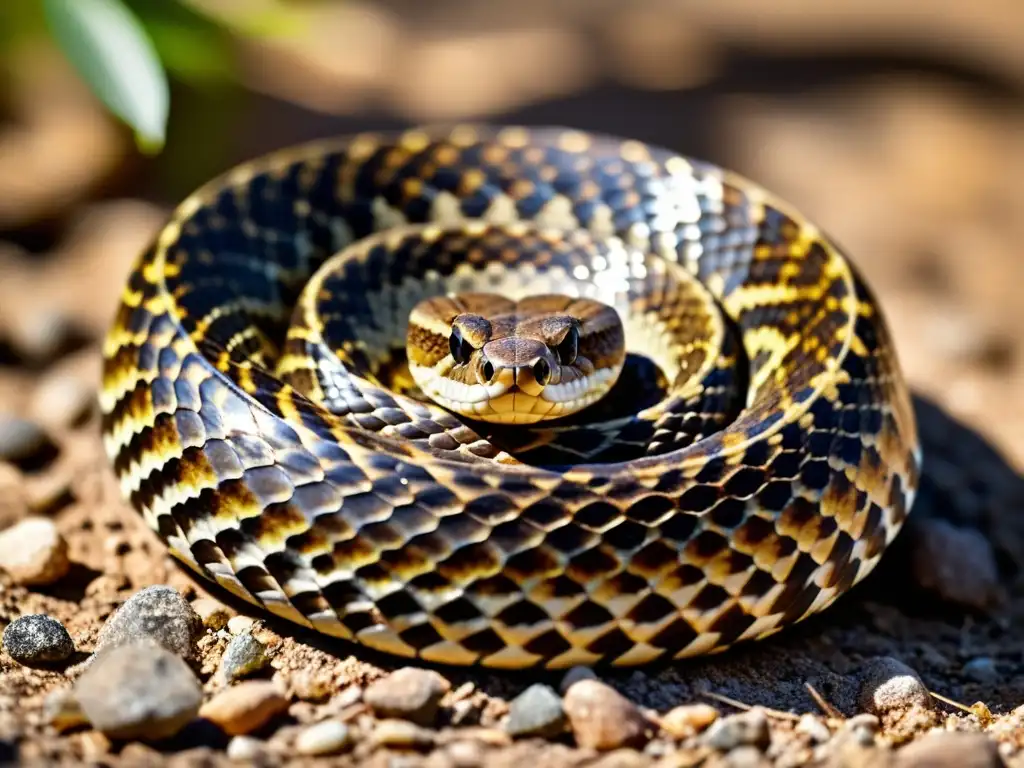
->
left=1, top=1, right=1022, bottom=765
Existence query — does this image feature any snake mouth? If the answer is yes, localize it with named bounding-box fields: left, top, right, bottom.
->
left=410, top=363, right=620, bottom=424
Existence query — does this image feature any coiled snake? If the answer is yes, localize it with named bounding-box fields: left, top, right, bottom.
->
left=100, top=126, right=921, bottom=669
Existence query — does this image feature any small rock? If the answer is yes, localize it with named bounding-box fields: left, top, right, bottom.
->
left=364, top=667, right=451, bottom=726
left=504, top=683, right=565, bottom=739
left=644, top=740, right=670, bottom=759
left=79, top=730, right=113, bottom=760
left=218, top=631, right=270, bottom=681
left=700, top=708, right=770, bottom=752
left=560, top=665, right=597, bottom=694
left=962, top=657, right=1000, bottom=684
left=0, top=415, right=56, bottom=468
left=73, top=638, right=202, bottom=741
left=910, top=519, right=1001, bottom=611
left=895, top=731, right=1002, bottom=768
left=0, top=516, right=70, bottom=585
left=7, top=308, right=76, bottom=366
left=292, top=669, right=342, bottom=703
left=227, top=615, right=256, bottom=635
left=30, top=368, right=95, bottom=429
left=331, top=684, right=364, bottom=710
left=723, top=745, right=770, bottom=767
left=856, top=657, right=934, bottom=721
left=839, top=713, right=880, bottom=747
left=294, top=718, right=354, bottom=755
left=191, top=598, right=230, bottom=631
left=44, top=688, right=88, bottom=732
left=225, top=735, right=265, bottom=761
left=96, top=585, right=203, bottom=661
left=445, top=740, right=485, bottom=768
left=199, top=680, right=289, bottom=736
left=660, top=703, right=719, bottom=738
left=563, top=678, right=649, bottom=751
left=796, top=714, right=831, bottom=745
left=2, top=614, right=74, bottom=665
left=370, top=719, right=435, bottom=750
left=450, top=697, right=480, bottom=727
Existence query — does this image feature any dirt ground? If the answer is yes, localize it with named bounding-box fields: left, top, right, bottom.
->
left=0, top=2, right=1023, bottom=766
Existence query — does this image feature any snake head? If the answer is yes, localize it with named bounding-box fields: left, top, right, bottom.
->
left=408, top=292, right=625, bottom=425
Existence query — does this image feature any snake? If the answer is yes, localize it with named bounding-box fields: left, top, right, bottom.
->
left=99, top=125, right=922, bottom=669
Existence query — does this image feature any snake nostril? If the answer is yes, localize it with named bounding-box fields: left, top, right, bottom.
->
left=533, top=359, right=550, bottom=386
left=482, top=361, right=495, bottom=382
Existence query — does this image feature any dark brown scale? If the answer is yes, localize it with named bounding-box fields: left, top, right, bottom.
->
left=563, top=600, right=615, bottom=629
left=626, top=593, right=677, bottom=624
left=710, top=605, right=758, bottom=647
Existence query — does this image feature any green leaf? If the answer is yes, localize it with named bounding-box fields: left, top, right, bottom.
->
left=43, top=0, right=169, bottom=153
left=176, top=0, right=308, bottom=40
left=122, top=0, right=238, bottom=86
left=145, top=19, right=235, bottom=85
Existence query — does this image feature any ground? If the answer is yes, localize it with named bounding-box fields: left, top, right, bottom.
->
left=0, top=1, right=1022, bottom=765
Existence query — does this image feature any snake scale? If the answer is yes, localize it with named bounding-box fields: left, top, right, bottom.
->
left=100, top=126, right=922, bottom=669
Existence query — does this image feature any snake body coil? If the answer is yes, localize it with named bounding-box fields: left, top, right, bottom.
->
left=100, top=126, right=921, bottom=668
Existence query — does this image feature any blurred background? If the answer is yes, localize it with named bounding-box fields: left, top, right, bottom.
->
left=0, top=0, right=1021, bottom=468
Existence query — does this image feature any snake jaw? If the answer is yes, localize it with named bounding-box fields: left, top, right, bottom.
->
left=410, top=353, right=623, bottom=425
left=540, top=360, right=620, bottom=406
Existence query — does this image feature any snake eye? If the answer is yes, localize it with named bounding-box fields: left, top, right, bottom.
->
left=555, top=325, right=579, bottom=366
left=449, top=327, right=474, bottom=365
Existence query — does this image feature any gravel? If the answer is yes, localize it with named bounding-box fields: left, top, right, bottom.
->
left=369, top=719, right=436, bottom=751
left=2, top=614, right=74, bottom=665
left=910, top=518, right=1002, bottom=611
left=839, top=714, right=882, bottom=747
left=225, top=735, right=265, bottom=761
left=796, top=714, right=831, bottom=745
left=73, top=638, right=202, bottom=741
left=0, top=416, right=56, bottom=468
left=560, top=665, right=598, bottom=693
left=659, top=703, right=720, bottom=739
left=364, top=667, right=451, bottom=726
left=562, top=679, right=650, bottom=751
left=226, top=616, right=256, bottom=635
left=0, top=516, right=70, bottom=586
left=294, top=718, right=354, bottom=756
left=217, top=631, right=270, bottom=681
left=894, top=730, right=1004, bottom=767
left=856, top=657, right=934, bottom=716
left=504, top=683, right=566, bottom=739
left=700, top=708, right=771, bottom=752
left=198, top=681, right=289, bottom=736
left=95, top=585, right=203, bottom=662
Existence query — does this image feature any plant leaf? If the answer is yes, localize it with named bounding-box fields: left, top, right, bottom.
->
left=144, top=18, right=235, bottom=85
left=43, top=0, right=169, bottom=153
